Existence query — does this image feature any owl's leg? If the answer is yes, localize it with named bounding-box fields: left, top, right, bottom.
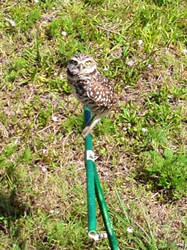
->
left=83, top=114, right=96, bottom=128
left=82, top=115, right=101, bottom=138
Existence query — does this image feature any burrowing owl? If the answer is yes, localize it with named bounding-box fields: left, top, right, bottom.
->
left=67, top=53, right=116, bottom=138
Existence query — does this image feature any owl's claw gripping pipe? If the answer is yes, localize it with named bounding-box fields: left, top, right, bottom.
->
left=82, top=116, right=101, bottom=138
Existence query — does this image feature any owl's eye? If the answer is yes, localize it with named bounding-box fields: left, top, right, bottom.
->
left=85, top=60, right=92, bottom=66
left=70, top=60, right=78, bottom=66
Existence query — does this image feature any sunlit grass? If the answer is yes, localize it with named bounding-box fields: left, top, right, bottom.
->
left=0, top=0, right=186, bottom=249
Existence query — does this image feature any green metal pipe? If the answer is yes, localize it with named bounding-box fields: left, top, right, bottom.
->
left=93, top=162, right=119, bottom=250
left=84, top=106, right=119, bottom=249
left=84, top=107, right=97, bottom=235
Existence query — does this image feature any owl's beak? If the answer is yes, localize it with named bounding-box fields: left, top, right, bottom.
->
left=79, top=63, right=83, bottom=71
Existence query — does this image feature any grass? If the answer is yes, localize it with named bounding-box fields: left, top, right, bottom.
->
left=0, top=0, right=186, bottom=249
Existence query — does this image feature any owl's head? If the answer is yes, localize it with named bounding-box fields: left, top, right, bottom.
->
left=67, top=54, right=97, bottom=76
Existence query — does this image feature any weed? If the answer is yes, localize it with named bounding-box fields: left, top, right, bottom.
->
left=144, top=150, right=187, bottom=198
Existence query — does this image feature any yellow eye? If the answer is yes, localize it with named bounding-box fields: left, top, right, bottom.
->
left=85, top=60, right=92, bottom=66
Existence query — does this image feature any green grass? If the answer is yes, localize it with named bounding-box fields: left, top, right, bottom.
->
left=0, top=0, right=187, bottom=249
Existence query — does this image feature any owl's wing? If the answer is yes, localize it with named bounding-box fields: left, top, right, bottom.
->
left=88, top=74, right=116, bottom=108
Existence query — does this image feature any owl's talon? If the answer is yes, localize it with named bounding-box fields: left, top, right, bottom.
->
left=82, top=126, right=91, bottom=138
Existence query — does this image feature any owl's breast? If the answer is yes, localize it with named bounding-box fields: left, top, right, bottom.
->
left=72, top=79, right=90, bottom=103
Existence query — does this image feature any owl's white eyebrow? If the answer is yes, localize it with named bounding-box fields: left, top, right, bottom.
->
left=70, top=59, right=78, bottom=63
left=82, top=59, right=93, bottom=63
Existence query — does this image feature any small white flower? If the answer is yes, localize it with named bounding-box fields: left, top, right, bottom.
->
left=50, top=209, right=55, bottom=214
left=142, top=128, right=147, bottom=132
left=34, top=0, right=39, bottom=3
left=127, top=227, right=133, bottom=233
left=148, top=64, right=152, bottom=69
left=124, top=85, right=130, bottom=89
left=138, top=40, right=143, bottom=46
left=54, top=72, right=58, bottom=76
left=41, top=166, right=47, bottom=173
left=52, top=116, right=58, bottom=122
left=42, top=149, right=47, bottom=154
left=6, top=18, right=16, bottom=27
left=127, top=60, right=134, bottom=67
left=14, top=139, right=19, bottom=144
left=61, top=31, right=67, bottom=36
left=182, top=49, right=187, bottom=54
left=104, top=66, right=109, bottom=71
left=60, top=74, right=64, bottom=79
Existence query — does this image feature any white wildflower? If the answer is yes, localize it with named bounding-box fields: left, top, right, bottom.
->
left=148, top=64, right=152, bottom=69
left=182, top=49, right=187, bottom=54
left=52, top=116, right=58, bottom=122
left=127, top=227, right=133, bottom=233
left=127, top=60, right=134, bottom=67
left=124, top=85, right=130, bottom=89
left=142, top=128, right=147, bottom=132
left=34, top=0, right=39, bottom=3
left=104, top=66, right=109, bottom=71
left=6, top=18, right=16, bottom=27
left=41, top=166, right=47, bottom=173
left=61, top=31, right=67, bottom=36
left=42, top=149, right=47, bottom=154
left=138, top=40, right=143, bottom=46
left=14, top=138, right=19, bottom=144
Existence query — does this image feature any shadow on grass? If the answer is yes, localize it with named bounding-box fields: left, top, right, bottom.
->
left=134, top=170, right=178, bottom=203
left=0, top=191, right=30, bottom=218
left=0, top=190, right=30, bottom=249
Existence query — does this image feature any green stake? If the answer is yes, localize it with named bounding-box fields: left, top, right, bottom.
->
left=84, top=107, right=97, bottom=237
left=94, top=162, right=119, bottom=250
left=84, top=106, right=119, bottom=249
